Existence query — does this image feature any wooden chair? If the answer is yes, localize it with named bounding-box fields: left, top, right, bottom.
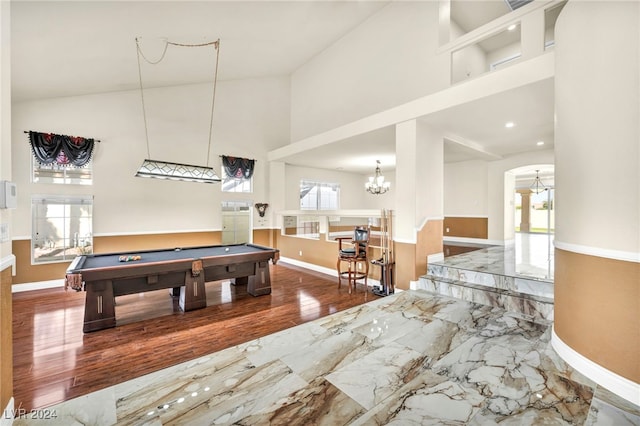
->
left=336, top=226, right=370, bottom=293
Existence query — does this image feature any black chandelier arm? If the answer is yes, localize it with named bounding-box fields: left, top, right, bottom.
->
left=530, top=170, right=548, bottom=194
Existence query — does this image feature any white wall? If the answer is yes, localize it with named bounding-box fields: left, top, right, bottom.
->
left=290, top=1, right=449, bottom=142
left=451, top=20, right=487, bottom=84
left=555, top=1, right=639, bottom=255
left=0, top=0, right=11, bottom=259
left=444, top=160, right=489, bottom=217
left=11, top=76, right=290, bottom=237
left=487, top=41, right=522, bottom=69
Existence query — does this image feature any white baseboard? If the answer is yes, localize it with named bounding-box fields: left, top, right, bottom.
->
left=280, top=257, right=338, bottom=277
left=551, top=327, right=640, bottom=406
left=279, top=257, right=381, bottom=287
left=443, top=236, right=508, bottom=246
left=554, top=240, right=640, bottom=263
left=1, top=397, right=14, bottom=426
left=12, top=279, right=64, bottom=293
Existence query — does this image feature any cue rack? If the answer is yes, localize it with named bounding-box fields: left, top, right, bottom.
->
left=372, top=209, right=395, bottom=297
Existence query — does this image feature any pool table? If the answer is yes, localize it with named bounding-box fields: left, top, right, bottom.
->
left=65, top=243, right=280, bottom=332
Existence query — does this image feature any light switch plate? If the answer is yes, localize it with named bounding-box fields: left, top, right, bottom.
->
left=0, top=181, right=17, bottom=209
left=0, top=223, right=9, bottom=243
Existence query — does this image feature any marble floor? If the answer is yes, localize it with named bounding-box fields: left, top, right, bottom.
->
left=443, top=232, right=554, bottom=282
left=14, top=290, right=639, bottom=425
left=515, top=232, right=554, bottom=280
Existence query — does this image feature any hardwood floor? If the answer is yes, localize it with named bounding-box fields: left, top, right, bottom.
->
left=12, top=263, right=373, bottom=411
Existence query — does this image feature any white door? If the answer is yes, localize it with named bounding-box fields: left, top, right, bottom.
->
left=221, top=201, right=252, bottom=244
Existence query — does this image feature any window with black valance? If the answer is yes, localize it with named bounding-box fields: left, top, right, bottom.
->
left=221, top=155, right=255, bottom=179
left=28, top=131, right=95, bottom=167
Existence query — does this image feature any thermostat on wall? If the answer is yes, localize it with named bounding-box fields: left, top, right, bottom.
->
left=0, top=181, right=17, bottom=209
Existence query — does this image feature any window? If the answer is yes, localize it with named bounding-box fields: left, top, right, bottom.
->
left=221, top=167, right=252, bottom=193
left=300, top=180, right=340, bottom=210
left=32, top=195, right=93, bottom=264
left=32, top=156, right=93, bottom=185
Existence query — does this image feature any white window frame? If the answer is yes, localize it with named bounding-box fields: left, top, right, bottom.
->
left=31, top=195, right=94, bottom=264
left=300, top=180, right=340, bottom=210
left=32, top=156, right=93, bottom=185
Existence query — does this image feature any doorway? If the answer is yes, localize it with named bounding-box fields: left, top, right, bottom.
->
left=513, top=167, right=554, bottom=280
left=221, top=201, right=252, bottom=244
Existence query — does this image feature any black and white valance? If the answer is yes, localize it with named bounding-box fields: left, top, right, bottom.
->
left=221, top=155, right=255, bottom=179
left=28, top=131, right=95, bottom=167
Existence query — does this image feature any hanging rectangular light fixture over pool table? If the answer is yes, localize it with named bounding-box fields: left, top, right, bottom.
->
left=135, top=159, right=221, bottom=184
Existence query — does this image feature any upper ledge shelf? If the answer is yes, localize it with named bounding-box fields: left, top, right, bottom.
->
left=439, top=0, right=562, bottom=55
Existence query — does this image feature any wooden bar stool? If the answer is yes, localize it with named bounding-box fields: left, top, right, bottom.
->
left=336, top=226, right=370, bottom=293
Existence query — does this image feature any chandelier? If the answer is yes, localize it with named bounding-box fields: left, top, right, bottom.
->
left=134, top=37, right=222, bottom=184
left=365, top=160, right=390, bottom=195
left=530, top=170, right=548, bottom=194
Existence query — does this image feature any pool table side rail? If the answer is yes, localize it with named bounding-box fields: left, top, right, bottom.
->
left=66, top=245, right=279, bottom=283
left=72, top=243, right=274, bottom=260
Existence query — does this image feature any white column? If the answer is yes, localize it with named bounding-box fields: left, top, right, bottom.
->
left=555, top=1, right=639, bottom=254
left=517, top=189, right=531, bottom=233
left=520, top=7, right=545, bottom=60
left=395, top=119, right=444, bottom=241
left=553, top=0, right=639, bottom=404
left=395, top=121, right=418, bottom=242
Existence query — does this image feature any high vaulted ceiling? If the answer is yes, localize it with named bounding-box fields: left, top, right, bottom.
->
left=11, top=1, right=390, bottom=101
left=10, top=0, right=556, bottom=173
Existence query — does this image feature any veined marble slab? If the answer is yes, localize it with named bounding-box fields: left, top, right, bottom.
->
left=417, top=276, right=554, bottom=322
left=429, top=244, right=554, bottom=294
left=13, top=290, right=639, bottom=426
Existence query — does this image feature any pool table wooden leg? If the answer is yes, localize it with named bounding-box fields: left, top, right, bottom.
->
left=83, top=280, right=116, bottom=333
left=180, top=271, right=207, bottom=311
left=247, top=261, right=271, bottom=296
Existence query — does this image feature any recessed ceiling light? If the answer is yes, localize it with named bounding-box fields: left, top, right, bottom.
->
left=508, top=24, right=517, bottom=31
left=537, top=141, right=545, bottom=146
left=505, top=122, right=515, bottom=128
